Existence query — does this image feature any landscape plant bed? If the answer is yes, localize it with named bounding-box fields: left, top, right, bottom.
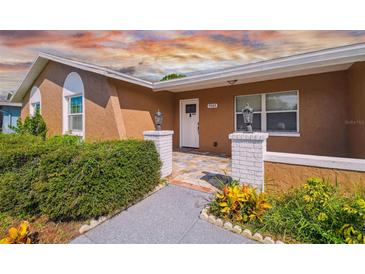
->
left=0, top=133, right=162, bottom=243
left=0, top=183, right=168, bottom=243
left=0, top=213, right=81, bottom=244
left=205, top=178, right=365, bottom=244
left=200, top=207, right=286, bottom=244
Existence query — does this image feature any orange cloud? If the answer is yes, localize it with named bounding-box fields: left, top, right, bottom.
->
left=0, top=61, right=32, bottom=72
left=2, top=30, right=365, bottom=93
left=0, top=30, right=122, bottom=49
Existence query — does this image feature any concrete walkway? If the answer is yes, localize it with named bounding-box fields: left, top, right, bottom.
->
left=71, top=185, right=256, bottom=244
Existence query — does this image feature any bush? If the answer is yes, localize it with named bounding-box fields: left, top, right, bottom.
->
left=209, top=181, right=271, bottom=223
left=11, top=110, right=47, bottom=139
left=0, top=134, right=80, bottom=173
left=257, top=178, right=365, bottom=244
left=160, top=73, right=186, bottom=81
left=0, top=135, right=161, bottom=221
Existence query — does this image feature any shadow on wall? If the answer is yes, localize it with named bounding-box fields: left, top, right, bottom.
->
left=112, top=79, right=175, bottom=137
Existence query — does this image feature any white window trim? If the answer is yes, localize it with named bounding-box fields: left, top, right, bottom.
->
left=31, top=102, right=41, bottom=114
left=66, top=95, right=83, bottom=136
left=234, top=90, right=300, bottom=136
left=62, top=72, right=85, bottom=138
left=29, top=86, right=41, bottom=116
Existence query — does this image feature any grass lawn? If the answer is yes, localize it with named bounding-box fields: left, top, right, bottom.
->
left=0, top=213, right=81, bottom=244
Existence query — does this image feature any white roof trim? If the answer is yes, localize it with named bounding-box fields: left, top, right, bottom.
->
left=265, top=151, right=365, bottom=172
left=11, top=53, right=153, bottom=102
left=153, top=43, right=365, bottom=92
left=0, top=101, right=22, bottom=107
left=11, top=43, right=365, bottom=101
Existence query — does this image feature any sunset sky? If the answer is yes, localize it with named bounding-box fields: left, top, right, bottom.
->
left=1, top=30, right=365, bottom=98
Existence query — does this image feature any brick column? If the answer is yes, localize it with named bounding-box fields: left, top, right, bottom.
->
left=143, top=130, right=174, bottom=178
left=229, top=132, right=269, bottom=191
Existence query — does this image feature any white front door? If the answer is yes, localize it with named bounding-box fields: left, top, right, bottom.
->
left=180, top=99, right=199, bottom=148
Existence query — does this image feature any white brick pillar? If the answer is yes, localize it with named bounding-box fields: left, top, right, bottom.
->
left=143, top=130, right=174, bottom=178
left=229, top=132, right=269, bottom=191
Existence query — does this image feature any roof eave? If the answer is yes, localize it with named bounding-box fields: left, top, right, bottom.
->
left=152, top=43, right=365, bottom=92
left=11, top=53, right=154, bottom=102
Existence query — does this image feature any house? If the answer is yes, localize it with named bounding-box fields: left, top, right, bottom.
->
left=0, top=101, right=21, bottom=134
left=10, top=43, right=365, bottom=160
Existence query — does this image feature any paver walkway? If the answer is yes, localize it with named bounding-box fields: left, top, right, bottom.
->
left=71, top=185, right=256, bottom=244
left=171, top=150, right=232, bottom=192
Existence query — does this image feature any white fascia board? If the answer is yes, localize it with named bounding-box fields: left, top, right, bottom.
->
left=152, top=43, right=365, bottom=92
left=38, top=53, right=153, bottom=89
left=0, top=102, right=22, bottom=107
left=264, top=151, right=365, bottom=172
left=11, top=53, right=154, bottom=102
left=10, top=55, right=49, bottom=102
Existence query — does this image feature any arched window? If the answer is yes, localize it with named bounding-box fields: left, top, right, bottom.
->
left=29, top=86, right=41, bottom=116
left=62, top=72, right=84, bottom=136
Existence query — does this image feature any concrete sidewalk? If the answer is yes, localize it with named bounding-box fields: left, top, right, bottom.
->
left=71, top=185, right=256, bottom=244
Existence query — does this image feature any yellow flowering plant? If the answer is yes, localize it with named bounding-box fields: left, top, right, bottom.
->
left=0, top=221, right=32, bottom=244
left=210, top=181, right=271, bottom=223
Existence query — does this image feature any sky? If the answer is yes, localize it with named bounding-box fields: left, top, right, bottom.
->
left=1, top=30, right=365, bottom=99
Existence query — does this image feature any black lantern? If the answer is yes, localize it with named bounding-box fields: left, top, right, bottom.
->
left=154, top=110, right=163, bottom=130
left=242, top=103, right=253, bottom=132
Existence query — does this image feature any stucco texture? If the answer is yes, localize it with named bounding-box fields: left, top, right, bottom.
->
left=347, top=62, right=365, bottom=158
left=265, top=162, right=365, bottom=194
left=111, top=79, right=175, bottom=139
left=173, top=70, right=349, bottom=157
left=20, top=61, right=175, bottom=141
left=20, top=60, right=364, bottom=159
left=21, top=61, right=121, bottom=140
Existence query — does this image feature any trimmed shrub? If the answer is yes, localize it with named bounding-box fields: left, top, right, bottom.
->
left=0, top=134, right=80, bottom=173
left=10, top=110, right=47, bottom=139
left=0, top=135, right=161, bottom=221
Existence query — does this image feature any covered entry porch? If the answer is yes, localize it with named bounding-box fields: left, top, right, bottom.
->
left=170, top=150, right=232, bottom=193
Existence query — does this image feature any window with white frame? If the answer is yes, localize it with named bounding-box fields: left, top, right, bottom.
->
left=29, top=86, right=41, bottom=116
left=63, top=72, right=84, bottom=136
left=67, top=95, right=83, bottom=132
left=32, top=102, right=41, bottom=113
left=235, top=90, right=299, bottom=133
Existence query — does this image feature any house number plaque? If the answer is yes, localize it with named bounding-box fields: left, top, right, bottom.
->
left=207, top=103, right=218, bottom=109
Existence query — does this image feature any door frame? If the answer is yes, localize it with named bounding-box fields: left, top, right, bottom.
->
left=179, top=98, right=199, bottom=148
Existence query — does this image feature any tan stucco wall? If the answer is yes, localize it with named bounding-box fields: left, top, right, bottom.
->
left=111, top=79, right=175, bottom=139
left=19, top=61, right=364, bottom=159
left=21, top=62, right=63, bottom=136
left=347, top=62, right=365, bottom=158
left=265, top=162, right=365, bottom=194
left=173, top=70, right=349, bottom=157
left=21, top=61, right=123, bottom=140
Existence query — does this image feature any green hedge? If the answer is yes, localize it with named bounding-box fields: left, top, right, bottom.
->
left=0, top=134, right=161, bottom=221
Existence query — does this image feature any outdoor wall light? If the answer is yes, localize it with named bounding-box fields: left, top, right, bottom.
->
left=242, top=103, right=253, bottom=132
left=154, top=109, right=163, bottom=130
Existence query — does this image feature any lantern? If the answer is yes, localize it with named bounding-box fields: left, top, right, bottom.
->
left=154, top=110, right=163, bottom=130
left=242, top=103, right=253, bottom=132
